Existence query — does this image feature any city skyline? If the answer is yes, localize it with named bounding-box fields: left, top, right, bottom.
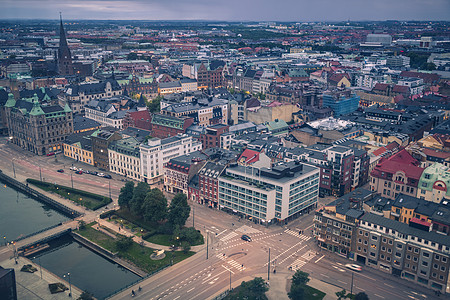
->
left=1, top=0, right=450, bottom=21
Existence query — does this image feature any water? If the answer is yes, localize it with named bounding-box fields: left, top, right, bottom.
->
left=33, top=235, right=141, bottom=299
left=0, top=183, right=70, bottom=242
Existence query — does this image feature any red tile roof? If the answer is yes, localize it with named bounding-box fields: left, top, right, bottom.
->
left=393, top=85, right=410, bottom=94
left=400, top=71, right=440, bottom=84
left=422, top=148, right=450, bottom=159
left=370, top=149, right=424, bottom=181
left=238, top=149, right=260, bottom=165
left=373, top=83, right=389, bottom=91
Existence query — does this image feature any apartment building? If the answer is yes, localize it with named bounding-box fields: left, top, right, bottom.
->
left=164, top=151, right=207, bottom=194
left=108, top=137, right=141, bottom=181
left=140, top=134, right=202, bottom=184
left=63, top=130, right=96, bottom=165
left=417, top=163, right=450, bottom=203
left=218, top=161, right=319, bottom=223
left=355, top=213, right=450, bottom=294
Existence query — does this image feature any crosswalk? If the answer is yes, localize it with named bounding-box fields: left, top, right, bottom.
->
left=216, top=254, right=245, bottom=271
left=284, top=229, right=311, bottom=241
left=220, top=231, right=238, bottom=242
left=289, top=250, right=317, bottom=272
left=236, top=225, right=261, bottom=234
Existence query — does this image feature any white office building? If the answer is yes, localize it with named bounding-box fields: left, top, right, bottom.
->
left=140, top=134, right=202, bottom=184
left=218, top=161, right=320, bottom=223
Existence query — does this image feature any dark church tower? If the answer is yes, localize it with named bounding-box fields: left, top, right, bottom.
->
left=58, top=14, right=74, bottom=76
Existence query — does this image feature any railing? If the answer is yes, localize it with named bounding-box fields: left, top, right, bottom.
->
left=14, top=222, right=63, bottom=243
left=212, top=289, right=231, bottom=300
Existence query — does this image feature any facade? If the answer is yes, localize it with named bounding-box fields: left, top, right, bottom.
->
left=218, top=161, right=320, bottom=223
left=200, top=124, right=229, bottom=149
left=63, top=130, right=95, bottom=165
left=150, top=114, right=194, bottom=138
left=322, top=89, right=360, bottom=117
left=108, top=137, right=141, bottom=181
left=418, top=163, right=450, bottom=203
left=140, top=134, right=202, bottom=184
left=370, top=150, right=424, bottom=200
left=164, top=151, right=208, bottom=194
left=91, top=129, right=122, bottom=170
left=355, top=213, right=450, bottom=294
left=5, top=93, right=73, bottom=155
left=197, top=61, right=226, bottom=89
left=197, top=162, right=227, bottom=208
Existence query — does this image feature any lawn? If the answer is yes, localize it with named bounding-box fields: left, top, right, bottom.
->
left=27, top=179, right=111, bottom=210
left=75, top=223, right=195, bottom=274
left=303, top=285, right=326, bottom=300
left=145, top=234, right=173, bottom=246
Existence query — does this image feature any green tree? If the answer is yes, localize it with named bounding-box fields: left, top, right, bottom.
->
left=178, top=227, right=204, bottom=245
left=288, top=271, right=310, bottom=300
left=420, top=62, right=436, bottom=70
left=78, top=291, right=94, bottom=300
left=291, top=270, right=309, bottom=286
left=142, top=188, right=168, bottom=223
left=288, top=284, right=305, bottom=300
left=355, top=292, right=369, bottom=300
left=168, top=193, right=191, bottom=228
left=336, top=289, right=347, bottom=300
left=78, top=220, right=86, bottom=230
left=130, top=182, right=150, bottom=216
left=181, top=241, right=191, bottom=253
left=115, top=235, right=133, bottom=252
left=225, top=277, right=268, bottom=300
left=118, top=181, right=134, bottom=210
left=147, top=95, right=162, bottom=113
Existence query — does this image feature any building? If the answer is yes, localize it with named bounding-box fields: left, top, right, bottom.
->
left=418, top=163, right=450, bottom=203
left=57, top=16, right=74, bottom=76
left=91, top=129, right=122, bottom=170
left=140, top=134, right=202, bottom=184
left=238, top=149, right=272, bottom=168
left=197, top=61, right=226, bottom=89
left=370, top=150, right=425, bottom=200
left=150, top=114, right=194, bottom=139
left=0, top=267, right=17, bottom=300
left=117, top=75, right=157, bottom=99
left=164, top=151, right=208, bottom=194
left=84, top=96, right=134, bottom=129
left=200, top=124, right=229, bottom=149
left=218, top=161, right=320, bottom=223
left=63, top=130, right=95, bottom=165
left=108, top=137, right=141, bottom=181
left=322, top=89, right=360, bottom=117
left=197, top=162, right=227, bottom=208
left=73, top=115, right=101, bottom=133
left=5, top=93, right=73, bottom=155
left=123, top=109, right=152, bottom=131
left=355, top=213, right=450, bottom=294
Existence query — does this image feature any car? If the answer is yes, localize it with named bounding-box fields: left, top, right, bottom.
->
left=47, top=152, right=55, bottom=156
left=75, top=170, right=83, bottom=175
left=97, top=173, right=105, bottom=177
left=345, top=264, right=362, bottom=272
left=241, top=234, right=252, bottom=242
left=90, top=171, right=98, bottom=176
left=57, top=169, right=64, bottom=173
left=104, top=174, right=112, bottom=179
left=84, top=170, right=90, bottom=174
left=70, top=166, right=78, bottom=171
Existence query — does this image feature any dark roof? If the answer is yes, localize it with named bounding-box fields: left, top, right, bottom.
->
left=66, top=78, right=122, bottom=96
left=20, top=87, right=61, bottom=101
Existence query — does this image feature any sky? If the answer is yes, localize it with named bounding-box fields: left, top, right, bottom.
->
left=1, top=0, right=449, bottom=21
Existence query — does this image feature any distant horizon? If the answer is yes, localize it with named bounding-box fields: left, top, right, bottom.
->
left=2, top=0, right=449, bottom=22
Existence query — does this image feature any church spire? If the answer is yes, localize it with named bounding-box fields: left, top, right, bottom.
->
left=58, top=13, right=74, bottom=76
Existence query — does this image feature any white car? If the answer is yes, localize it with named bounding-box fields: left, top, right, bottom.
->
left=70, top=166, right=78, bottom=171
left=97, top=173, right=105, bottom=177
left=345, top=264, right=362, bottom=272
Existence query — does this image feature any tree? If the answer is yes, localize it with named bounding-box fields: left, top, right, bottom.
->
left=147, top=95, right=162, bottom=113
left=127, top=52, right=138, bottom=60
left=130, top=182, right=150, bottom=216
left=168, top=193, right=191, bottom=228
left=78, top=291, right=94, bottom=300
left=115, top=235, right=133, bottom=252
left=288, top=271, right=310, bottom=300
left=355, top=292, right=369, bottom=300
left=181, top=241, right=191, bottom=253
left=225, top=277, right=268, bottom=300
left=178, top=227, right=203, bottom=246
left=142, top=188, right=168, bottom=223
left=118, top=181, right=134, bottom=210
left=336, top=289, right=347, bottom=300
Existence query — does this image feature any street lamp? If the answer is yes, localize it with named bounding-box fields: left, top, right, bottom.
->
left=63, top=272, right=72, bottom=297
left=12, top=159, right=16, bottom=178
left=33, top=256, right=42, bottom=279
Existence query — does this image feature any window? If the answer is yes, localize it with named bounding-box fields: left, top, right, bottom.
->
left=413, top=257, right=418, bottom=262
left=433, top=264, right=438, bottom=269
left=372, top=236, right=378, bottom=241
left=442, top=257, right=447, bottom=263
left=414, top=248, right=419, bottom=253
left=422, top=261, right=428, bottom=267
left=406, top=255, right=411, bottom=260
left=423, top=252, right=430, bottom=258
left=397, top=244, right=403, bottom=249
left=441, top=266, right=446, bottom=272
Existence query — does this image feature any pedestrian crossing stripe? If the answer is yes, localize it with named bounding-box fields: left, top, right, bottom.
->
left=220, top=231, right=238, bottom=242
left=290, top=258, right=307, bottom=271
left=284, top=229, right=311, bottom=241
left=216, top=254, right=245, bottom=271
left=236, top=225, right=261, bottom=234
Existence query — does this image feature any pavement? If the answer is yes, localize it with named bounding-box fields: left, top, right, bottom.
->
left=0, top=256, right=82, bottom=300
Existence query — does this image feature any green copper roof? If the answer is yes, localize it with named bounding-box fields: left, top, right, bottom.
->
left=29, top=96, right=45, bottom=116
left=419, top=163, right=450, bottom=197
left=64, top=102, right=72, bottom=113
left=5, top=93, right=16, bottom=108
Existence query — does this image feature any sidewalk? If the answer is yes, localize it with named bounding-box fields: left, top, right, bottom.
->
left=0, top=256, right=82, bottom=300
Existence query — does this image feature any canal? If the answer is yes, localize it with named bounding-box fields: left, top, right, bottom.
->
left=0, top=183, right=70, bottom=243
left=32, top=235, right=140, bottom=299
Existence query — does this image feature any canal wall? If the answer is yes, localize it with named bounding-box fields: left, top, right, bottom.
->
left=0, top=170, right=82, bottom=218
left=71, top=232, right=147, bottom=277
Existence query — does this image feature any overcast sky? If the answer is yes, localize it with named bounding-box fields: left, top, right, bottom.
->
left=1, top=0, right=449, bottom=21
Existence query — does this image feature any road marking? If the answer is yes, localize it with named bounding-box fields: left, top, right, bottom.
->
left=384, top=283, right=394, bottom=288
left=315, top=255, right=325, bottom=263
left=187, top=288, right=195, bottom=293
left=338, top=280, right=346, bottom=284
left=217, top=229, right=228, bottom=237
left=374, top=294, right=385, bottom=299
left=305, top=224, right=314, bottom=230
left=407, top=296, right=416, bottom=300
left=173, top=297, right=180, bottom=300
left=202, top=270, right=226, bottom=285
left=222, top=265, right=235, bottom=274
left=320, top=273, right=329, bottom=278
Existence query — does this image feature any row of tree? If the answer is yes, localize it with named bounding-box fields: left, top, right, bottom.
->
left=118, top=182, right=190, bottom=228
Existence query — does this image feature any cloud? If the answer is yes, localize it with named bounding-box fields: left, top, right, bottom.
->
left=0, top=0, right=449, bottom=21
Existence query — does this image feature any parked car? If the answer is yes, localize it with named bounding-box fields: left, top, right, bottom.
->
left=104, top=174, right=112, bottom=179
left=57, top=169, right=64, bottom=173
left=90, top=171, right=98, bottom=176
left=345, top=264, right=362, bottom=272
left=75, top=170, right=83, bottom=175
left=241, top=234, right=252, bottom=242
left=47, top=152, right=55, bottom=156
left=97, top=173, right=105, bottom=177
left=70, top=166, right=78, bottom=171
